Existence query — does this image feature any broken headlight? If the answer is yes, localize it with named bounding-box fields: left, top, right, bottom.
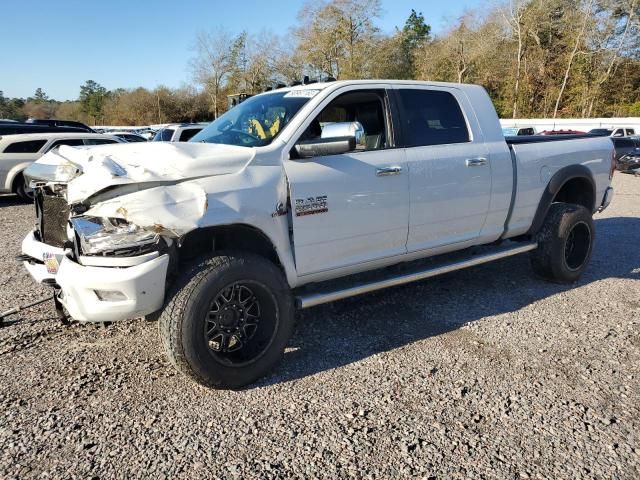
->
left=24, top=158, right=81, bottom=184
left=70, top=216, right=158, bottom=255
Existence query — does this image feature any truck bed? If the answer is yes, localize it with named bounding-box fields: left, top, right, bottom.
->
left=504, top=134, right=613, bottom=238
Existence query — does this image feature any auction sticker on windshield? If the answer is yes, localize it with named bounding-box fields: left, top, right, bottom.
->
left=284, top=89, right=320, bottom=98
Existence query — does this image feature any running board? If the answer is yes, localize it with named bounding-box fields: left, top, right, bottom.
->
left=295, top=242, right=538, bottom=309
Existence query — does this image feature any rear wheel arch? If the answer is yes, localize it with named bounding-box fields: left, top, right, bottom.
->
left=527, top=165, right=596, bottom=236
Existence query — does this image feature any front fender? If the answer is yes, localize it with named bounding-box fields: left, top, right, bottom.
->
left=5, top=162, right=34, bottom=191
left=82, top=165, right=299, bottom=286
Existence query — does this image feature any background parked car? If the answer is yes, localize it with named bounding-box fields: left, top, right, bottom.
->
left=135, top=128, right=157, bottom=140
left=617, top=147, right=640, bottom=173
left=110, top=131, right=148, bottom=143
left=539, top=129, right=587, bottom=135
left=0, top=123, right=89, bottom=136
left=611, top=136, right=640, bottom=162
left=588, top=127, right=635, bottom=137
left=151, top=123, right=205, bottom=142
left=502, top=126, right=536, bottom=136
left=25, top=118, right=94, bottom=132
left=0, top=132, right=123, bottom=199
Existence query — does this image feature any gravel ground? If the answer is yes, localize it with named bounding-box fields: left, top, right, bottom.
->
left=0, top=174, right=638, bottom=479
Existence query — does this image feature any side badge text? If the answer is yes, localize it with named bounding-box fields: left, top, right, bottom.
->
left=295, top=196, right=328, bottom=217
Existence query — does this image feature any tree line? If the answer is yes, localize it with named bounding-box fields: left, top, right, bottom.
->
left=1, top=0, right=638, bottom=125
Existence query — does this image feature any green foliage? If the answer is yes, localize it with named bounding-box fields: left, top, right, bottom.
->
left=0, top=91, right=27, bottom=121
left=33, top=88, right=48, bottom=104
left=79, top=80, right=109, bottom=124
left=627, top=101, right=640, bottom=116
left=402, top=9, right=431, bottom=53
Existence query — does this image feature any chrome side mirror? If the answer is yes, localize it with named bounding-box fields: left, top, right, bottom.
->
left=321, top=121, right=365, bottom=147
left=293, top=121, right=365, bottom=159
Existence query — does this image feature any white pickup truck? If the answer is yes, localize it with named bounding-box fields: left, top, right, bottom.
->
left=21, top=80, right=614, bottom=388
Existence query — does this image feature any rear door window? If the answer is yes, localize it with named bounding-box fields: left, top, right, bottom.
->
left=397, top=89, right=470, bottom=147
left=2, top=139, right=47, bottom=153
left=179, top=128, right=201, bottom=141
left=625, top=129, right=635, bottom=136
left=154, top=129, right=175, bottom=141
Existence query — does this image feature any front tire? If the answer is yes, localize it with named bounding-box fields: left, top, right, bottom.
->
left=159, top=252, right=295, bottom=389
left=14, top=174, right=33, bottom=201
left=530, top=203, right=594, bottom=283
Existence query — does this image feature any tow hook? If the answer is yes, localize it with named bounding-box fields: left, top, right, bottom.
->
left=0, top=283, right=70, bottom=327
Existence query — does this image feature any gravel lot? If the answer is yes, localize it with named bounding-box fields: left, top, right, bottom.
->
left=0, top=174, right=638, bottom=479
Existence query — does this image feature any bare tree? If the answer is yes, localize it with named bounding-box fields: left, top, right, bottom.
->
left=553, top=0, right=594, bottom=118
left=295, top=0, right=382, bottom=79
left=190, top=29, right=236, bottom=118
left=501, top=0, right=528, bottom=118
left=585, top=0, right=638, bottom=116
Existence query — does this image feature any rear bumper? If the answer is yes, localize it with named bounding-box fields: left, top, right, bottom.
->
left=599, top=186, right=614, bottom=212
left=21, top=231, right=169, bottom=322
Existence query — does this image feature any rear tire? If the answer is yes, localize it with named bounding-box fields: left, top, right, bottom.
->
left=530, top=203, right=594, bottom=283
left=159, top=252, right=295, bottom=389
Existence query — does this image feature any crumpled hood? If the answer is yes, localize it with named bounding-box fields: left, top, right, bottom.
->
left=28, top=141, right=255, bottom=203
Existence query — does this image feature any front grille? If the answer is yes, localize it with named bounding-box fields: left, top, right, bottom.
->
left=35, top=193, right=70, bottom=247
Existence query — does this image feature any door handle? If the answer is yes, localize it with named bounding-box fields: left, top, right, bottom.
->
left=465, top=157, right=488, bottom=167
left=376, top=166, right=403, bottom=176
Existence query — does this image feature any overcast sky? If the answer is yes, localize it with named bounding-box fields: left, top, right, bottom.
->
left=1, top=0, right=480, bottom=100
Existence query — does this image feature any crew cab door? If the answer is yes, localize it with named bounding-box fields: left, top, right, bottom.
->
left=284, top=86, right=409, bottom=276
left=392, top=86, right=492, bottom=252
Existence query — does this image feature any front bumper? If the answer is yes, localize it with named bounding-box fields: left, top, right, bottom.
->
left=21, top=231, right=169, bottom=322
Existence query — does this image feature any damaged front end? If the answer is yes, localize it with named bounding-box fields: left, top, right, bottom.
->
left=21, top=150, right=188, bottom=322
left=20, top=141, right=255, bottom=322
left=27, top=167, right=172, bottom=260
left=22, top=180, right=172, bottom=323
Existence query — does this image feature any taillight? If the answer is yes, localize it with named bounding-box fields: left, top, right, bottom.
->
left=610, top=149, right=616, bottom=179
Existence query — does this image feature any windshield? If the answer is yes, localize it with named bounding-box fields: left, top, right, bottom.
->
left=190, top=90, right=317, bottom=147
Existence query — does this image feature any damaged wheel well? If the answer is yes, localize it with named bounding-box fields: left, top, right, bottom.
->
left=178, top=224, right=281, bottom=268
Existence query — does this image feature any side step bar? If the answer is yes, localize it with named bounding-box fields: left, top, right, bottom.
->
left=296, top=242, right=538, bottom=309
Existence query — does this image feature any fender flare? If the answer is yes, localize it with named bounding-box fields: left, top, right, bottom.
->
left=178, top=222, right=298, bottom=288
left=526, top=164, right=596, bottom=236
